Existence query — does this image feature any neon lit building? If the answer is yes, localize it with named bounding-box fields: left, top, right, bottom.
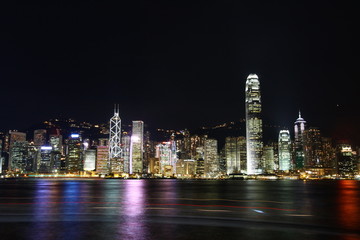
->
left=245, top=74, right=263, bottom=174
left=130, top=121, right=144, bottom=174
left=278, top=130, right=291, bottom=171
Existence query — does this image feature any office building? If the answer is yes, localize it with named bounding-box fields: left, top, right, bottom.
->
left=130, top=121, right=144, bottom=174
left=278, top=130, right=291, bottom=171
left=245, top=74, right=264, bottom=174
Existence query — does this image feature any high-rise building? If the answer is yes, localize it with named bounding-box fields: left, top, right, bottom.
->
left=10, top=141, right=28, bottom=172
left=33, top=129, right=47, bottom=146
left=155, top=141, right=177, bottom=177
left=121, top=134, right=131, bottom=173
left=204, top=139, right=218, bottom=178
left=278, top=130, right=292, bottom=171
left=66, top=134, right=82, bottom=172
left=294, top=111, right=306, bottom=169
left=336, top=144, right=356, bottom=178
left=130, top=121, right=144, bottom=174
left=96, top=145, right=109, bottom=175
left=245, top=74, right=263, bottom=174
left=109, top=105, right=122, bottom=173
left=263, top=145, right=275, bottom=173
left=304, top=127, right=323, bottom=168
left=37, top=146, right=53, bottom=173
left=225, top=136, right=247, bottom=174
left=83, top=149, right=96, bottom=171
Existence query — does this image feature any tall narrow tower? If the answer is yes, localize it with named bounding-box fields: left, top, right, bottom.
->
left=294, top=111, right=306, bottom=169
left=245, top=74, right=263, bottom=174
left=130, top=120, right=144, bottom=174
left=109, top=104, right=122, bottom=172
left=278, top=130, right=291, bottom=171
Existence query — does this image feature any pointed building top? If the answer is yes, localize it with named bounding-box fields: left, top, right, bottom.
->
left=299, top=110, right=301, bottom=118
left=247, top=73, right=259, bottom=80
left=113, top=104, right=120, bottom=116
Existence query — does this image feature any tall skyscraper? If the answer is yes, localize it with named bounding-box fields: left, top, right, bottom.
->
left=8, top=131, right=26, bottom=171
left=294, top=111, right=306, bottom=169
left=121, top=134, right=131, bottom=173
left=66, top=134, right=82, bottom=172
left=245, top=74, right=263, bottom=174
left=304, top=127, right=322, bottom=168
left=336, top=144, right=356, bottom=178
left=37, top=146, right=53, bottom=173
left=10, top=141, right=29, bottom=172
left=109, top=105, right=122, bottom=173
left=130, top=121, right=144, bottom=174
left=96, top=141, right=109, bottom=175
left=263, top=145, right=275, bottom=173
left=225, top=136, right=247, bottom=174
left=156, top=142, right=174, bottom=177
left=278, top=130, right=291, bottom=171
left=83, top=149, right=96, bottom=171
left=204, top=139, right=219, bottom=178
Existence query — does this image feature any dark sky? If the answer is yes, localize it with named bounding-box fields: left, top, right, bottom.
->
left=0, top=1, right=358, bottom=143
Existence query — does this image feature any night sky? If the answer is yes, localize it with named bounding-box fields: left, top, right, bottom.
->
left=0, top=1, right=358, bottom=143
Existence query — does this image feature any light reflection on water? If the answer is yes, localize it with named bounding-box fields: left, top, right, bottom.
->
left=337, top=180, right=360, bottom=231
left=1, top=179, right=359, bottom=240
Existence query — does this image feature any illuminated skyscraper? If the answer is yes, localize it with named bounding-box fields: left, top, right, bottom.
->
left=204, top=139, right=218, bottom=178
left=278, top=130, right=291, bottom=171
left=8, top=131, right=26, bottom=171
left=263, top=145, right=275, bottom=173
left=121, top=134, right=131, bottom=173
left=109, top=105, right=122, bottom=173
left=304, top=127, right=322, bottom=168
left=225, top=136, right=247, bottom=174
left=66, top=134, right=82, bottom=172
left=83, top=149, right=96, bottom=171
left=336, top=144, right=356, bottom=177
left=10, top=141, right=28, bottom=172
left=37, top=146, right=53, bottom=173
left=245, top=74, right=263, bottom=174
left=294, top=111, right=306, bottom=169
left=130, top=120, right=144, bottom=174
left=156, top=142, right=173, bottom=177
left=96, top=139, right=109, bottom=175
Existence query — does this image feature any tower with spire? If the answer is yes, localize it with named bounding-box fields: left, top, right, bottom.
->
left=294, top=110, right=306, bottom=169
left=109, top=104, right=122, bottom=173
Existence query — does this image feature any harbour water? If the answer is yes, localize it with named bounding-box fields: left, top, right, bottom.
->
left=0, top=179, right=359, bottom=239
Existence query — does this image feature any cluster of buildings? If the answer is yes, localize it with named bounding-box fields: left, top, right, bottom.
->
left=1, top=74, right=359, bottom=179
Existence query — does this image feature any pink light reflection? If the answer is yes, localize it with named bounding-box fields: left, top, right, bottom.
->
left=118, top=180, right=149, bottom=239
left=123, top=180, right=145, bottom=216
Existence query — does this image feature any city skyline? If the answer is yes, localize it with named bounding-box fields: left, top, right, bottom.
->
left=0, top=1, right=358, bottom=146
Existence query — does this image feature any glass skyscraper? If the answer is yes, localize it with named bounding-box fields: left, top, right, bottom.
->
left=130, top=120, right=144, bottom=174
left=294, top=111, right=306, bottom=169
left=278, top=130, right=291, bottom=171
left=245, top=74, right=263, bottom=174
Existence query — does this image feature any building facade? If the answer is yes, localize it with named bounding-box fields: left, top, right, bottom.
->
left=245, top=74, right=264, bottom=174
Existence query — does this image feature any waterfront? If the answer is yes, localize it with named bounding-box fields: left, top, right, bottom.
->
left=0, top=179, right=359, bottom=240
